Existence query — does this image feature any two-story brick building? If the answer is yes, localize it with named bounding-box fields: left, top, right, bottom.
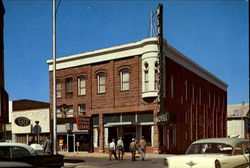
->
left=47, top=37, right=227, bottom=154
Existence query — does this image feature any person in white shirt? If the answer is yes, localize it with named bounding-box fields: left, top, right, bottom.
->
left=117, top=137, right=124, bottom=160
left=109, top=138, right=118, bottom=160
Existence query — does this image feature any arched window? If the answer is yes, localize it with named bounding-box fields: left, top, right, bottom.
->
left=120, top=69, right=129, bottom=91
left=78, top=76, right=86, bottom=96
left=144, top=62, right=149, bottom=91
left=65, top=77, right=73, bottom=93
left=97, top=72, right=105, bottom=93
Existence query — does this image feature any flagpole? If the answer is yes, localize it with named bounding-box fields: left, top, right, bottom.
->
left=52, top=0, right=57, bottom=155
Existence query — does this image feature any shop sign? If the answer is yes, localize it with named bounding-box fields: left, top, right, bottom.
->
left=15, top=117, right=31, bottom=127
left=76, top=115, right=91, bottom=130
left=158, top=112, right=170, bottom=125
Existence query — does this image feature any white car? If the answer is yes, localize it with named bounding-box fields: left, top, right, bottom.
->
left=164, top=138, right=249, bottom=168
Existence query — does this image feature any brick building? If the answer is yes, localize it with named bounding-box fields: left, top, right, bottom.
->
left=0, top=0, right=9, bottom=141
left=47, top=37, right=227, bottom=154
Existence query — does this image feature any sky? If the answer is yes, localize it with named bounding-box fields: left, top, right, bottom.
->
left=3, top=0, right=249, bottom=105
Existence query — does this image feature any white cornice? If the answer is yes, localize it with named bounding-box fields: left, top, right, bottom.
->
left=47, top=37, right=227, bottom=91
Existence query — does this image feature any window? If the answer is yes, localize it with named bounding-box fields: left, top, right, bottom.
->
left=155, top=69, right=158, bottom=90
left=78, top=76, right=86, bottom=96
left=78, top=104, right=86, bottom=116
left=97, top=72, right=105, bottom=93
left=184, top=80, right=188, bottom=101
left=65, top=77, right=73, bottom=93
left=170, top=75, right=174, bottom=98
left=56, top=79, right=61, bottom=98
left=12, top=147, right=31, bottom=159
left=144, top=70, right=149, bottom=91
left=120, top=69, right=129, bottom=91
left=67, top=105, right=74, bottom=117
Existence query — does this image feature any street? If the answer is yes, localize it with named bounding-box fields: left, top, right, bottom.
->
left=64, top=155, right=166, bottom=168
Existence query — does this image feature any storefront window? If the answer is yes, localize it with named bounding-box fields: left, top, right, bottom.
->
left=137, top=112, right=153, bottom=123
left=104, top=114, right=120, bottom=124
left=75, top=134, right=89, bottom=152
left=142, top=126, right=152, bottom=146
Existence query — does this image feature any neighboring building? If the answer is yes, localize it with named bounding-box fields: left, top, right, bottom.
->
left=0, top=0, right=9, bottom=141
left=11, top=99, right=50, bottom=145
left=47, top=37, right=227, bottom=154
left=227, top=103, right=249, bottom=139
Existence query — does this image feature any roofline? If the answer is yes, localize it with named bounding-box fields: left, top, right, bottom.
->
left=47, top=37, right=227, bottom=91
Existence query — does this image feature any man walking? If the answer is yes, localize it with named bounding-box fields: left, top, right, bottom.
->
left=129, top=138, right=137, bottom=161
left=139, top=136, right=147, bottom=161
left=43, top=136, right=52, bottom=155
left=109, top=138, right=118, bottom=160
left=117, top=137, right=124, bottom=160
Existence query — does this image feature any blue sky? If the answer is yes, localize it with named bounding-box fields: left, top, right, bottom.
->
left=3, top=0, right=249, bottom=105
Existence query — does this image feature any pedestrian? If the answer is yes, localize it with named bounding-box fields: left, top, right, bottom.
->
left=117, top=136, right=124, bottom=160
left=58, top=136, right=64, bottom=151
left=43, top=136, right=52, bottom=155
left=139, top=136, right=147, bottom=161
left=109, top=138, right=118, bottom=160
left=129, top=138, right=137, bottom=161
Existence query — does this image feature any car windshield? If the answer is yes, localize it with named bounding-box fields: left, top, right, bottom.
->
left=186, top=143, right=233, bottom=155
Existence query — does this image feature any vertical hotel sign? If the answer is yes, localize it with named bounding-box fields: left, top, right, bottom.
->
left=157, top=4, right=169, bottom=124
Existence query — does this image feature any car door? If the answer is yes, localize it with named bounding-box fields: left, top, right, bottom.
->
left=11, top=146, right=33, bottom=167
left=229, top=142, right=249, bottom=168
left=0, top=146, right=14, bottom=167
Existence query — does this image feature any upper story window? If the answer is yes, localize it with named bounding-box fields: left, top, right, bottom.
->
left=65, top=77, right=73, bottom=93
left=170, top=75, right=174, bottom=99
left=184, top=80, right=188, bottom=101
left=56, top=79, right=61, bottom=98
left=144, top=70, right=149, bottom=91
left=78, top=76, right=86, bottom=96
left=97, top=72, right=106, bottom=93
left=144, top=62, right=149, bottom=91
left=78, top=104, right=86, bottom=116
left=120, top=69, right=129, bottom=91
left=154, top=62, right=159, bottom=90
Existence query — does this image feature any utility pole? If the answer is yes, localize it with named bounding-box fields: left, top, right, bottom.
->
left=52, top=0, right=57, bottom=155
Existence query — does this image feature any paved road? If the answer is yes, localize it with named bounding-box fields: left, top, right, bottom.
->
left=64, top=156, right=165, bottom=168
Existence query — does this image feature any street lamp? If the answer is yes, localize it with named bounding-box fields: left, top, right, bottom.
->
left=60, top=104, right=69, bottom=118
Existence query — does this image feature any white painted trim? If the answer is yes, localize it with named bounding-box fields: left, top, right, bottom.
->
left=47, top=37, right=227, bottom=91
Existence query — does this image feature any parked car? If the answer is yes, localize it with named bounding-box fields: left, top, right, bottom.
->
left=0, top=142, right=64, bottom=168
left=163, top=138, right=249, bottom=168
left=30, top=143, right=44, bottom=155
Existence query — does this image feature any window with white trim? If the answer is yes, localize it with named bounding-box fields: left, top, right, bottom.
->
left=67, top=105, right=74, bottom=117
left=56, top=79, right=61, bottom=98
left=144, top=70, right=149, bottom=91
left=78, top=104, right=86, bottom=116
left=120, top=69, right=129, bottom=91
left=97, top=72, right=105, bottom=93
left=78, top=76, right=86, bottom=96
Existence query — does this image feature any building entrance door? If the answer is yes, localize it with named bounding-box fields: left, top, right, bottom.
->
left=122, top=126, right=136, bottom=152
left=68, top=134, right=74, bottom=152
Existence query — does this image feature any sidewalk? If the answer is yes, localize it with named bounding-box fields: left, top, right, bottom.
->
left=59, top=151, right=174, bottom=159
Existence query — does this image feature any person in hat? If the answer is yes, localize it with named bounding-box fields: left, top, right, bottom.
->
left=129, top=138, right=137, bottom=161
left=139, top=136, right=147, bottom=161
left=117, top=136, right=124, bottom=160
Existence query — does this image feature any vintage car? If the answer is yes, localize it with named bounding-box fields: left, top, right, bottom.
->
left=0, top=142, right=64, bottom=168
left=164, top=138, right=249, bottom=168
